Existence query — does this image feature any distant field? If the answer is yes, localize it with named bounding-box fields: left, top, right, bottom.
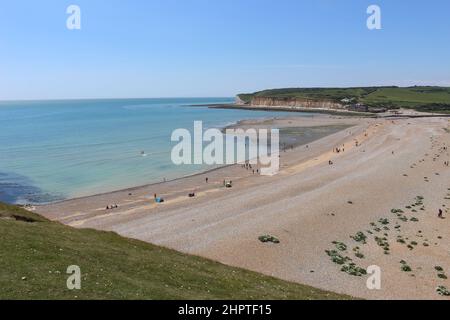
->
left=0, top=203, right=348, bottom=300
left=238, top=86, right=450, bottom=113
left=361, top=87, right=450, bottom=112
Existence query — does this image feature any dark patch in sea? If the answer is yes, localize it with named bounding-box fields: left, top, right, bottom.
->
left=0, top=172, right=65, bottom=205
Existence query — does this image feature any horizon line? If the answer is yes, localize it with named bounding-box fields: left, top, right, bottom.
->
left=2, top=84, right=450, bottom=103
left=0, top=96, right=236, bottom=103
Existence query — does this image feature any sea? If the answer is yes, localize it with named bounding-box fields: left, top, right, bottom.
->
left=0, top=98, right=314, bottom=204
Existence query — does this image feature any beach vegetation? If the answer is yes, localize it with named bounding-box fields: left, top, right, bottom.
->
left=332, top=241, right=348, bottom=251
left=258, top=235, right=280, bottom=244
left=437, top=286, right=450, bottom=296
left=350, top=232, right=367, bottom=244
left=400, top=262, right=412, bottom=272
left=325, top=250, right=350, bottom=265
left=341, top=264, right=367, bottom=277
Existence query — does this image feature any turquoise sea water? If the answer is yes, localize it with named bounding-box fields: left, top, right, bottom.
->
left=0, top=98, right=312, bottom=204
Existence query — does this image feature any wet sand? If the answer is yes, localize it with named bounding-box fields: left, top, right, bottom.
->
left=37, top=115, right=450, bottom=300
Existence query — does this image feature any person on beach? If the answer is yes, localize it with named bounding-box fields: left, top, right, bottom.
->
left=438, top=209, right=443, bottom=219
left=206, top=177, right=209, bottom=183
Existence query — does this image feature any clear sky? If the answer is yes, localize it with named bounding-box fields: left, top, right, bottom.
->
left=1, top=0, right=449, bottom=100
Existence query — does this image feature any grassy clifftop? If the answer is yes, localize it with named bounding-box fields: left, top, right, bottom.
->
left=238, top=86, right=450, bottom=113
left=0, top=202, right=348, bottom=300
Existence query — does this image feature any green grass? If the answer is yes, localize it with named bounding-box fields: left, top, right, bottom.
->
left=238, top=87, right=381, bottom=103
left=238, top=86, right=450, bottom=113
left=361, top=87, right=450, bottom=111
left=0, top=202, right=348, bottom=300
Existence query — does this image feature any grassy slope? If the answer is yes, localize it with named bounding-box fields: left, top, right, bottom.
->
left=238, top=86, right=450, bottom=112
left=238, top=87, right=374, bottom=103
left=0, top=203, right=348, bottom=300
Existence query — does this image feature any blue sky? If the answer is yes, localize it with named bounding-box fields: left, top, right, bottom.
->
left=0, top=0, right=449, bottom=100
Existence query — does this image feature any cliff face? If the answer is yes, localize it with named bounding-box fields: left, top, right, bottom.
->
left=250, top=97, right=344, bottom=110
left=235, top=95, right=247, bottom=105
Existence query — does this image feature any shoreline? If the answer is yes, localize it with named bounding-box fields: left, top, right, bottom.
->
left=14, top=114, right=280, bottom=206
left=204, top=103, right=377, bottom=117
left=34, top=163, right=235, bottom=207
left=36, top=115, right=450, bottom=300
left=29, top=113, right=348, bottom=206
left=36, top=115, right=361, bottom=217
left=196, top=103, right=450, bottom=118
